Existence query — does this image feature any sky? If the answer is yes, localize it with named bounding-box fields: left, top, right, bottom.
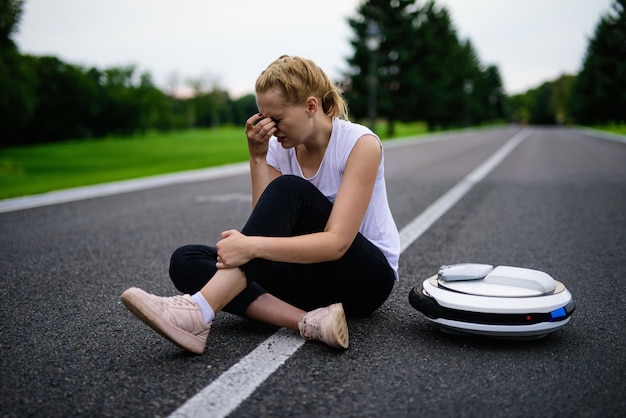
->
left=13, top=0, right=615, bottom=97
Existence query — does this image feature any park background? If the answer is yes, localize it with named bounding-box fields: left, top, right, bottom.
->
left=1, top=0, right=624, bottom=199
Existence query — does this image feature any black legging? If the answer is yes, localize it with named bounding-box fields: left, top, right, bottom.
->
left=169, top=175, right=395, bottom=317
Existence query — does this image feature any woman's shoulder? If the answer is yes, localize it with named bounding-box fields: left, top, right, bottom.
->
left=332, top=118, right=377, bottom=141
left=329, top=119, right=380, bottom=167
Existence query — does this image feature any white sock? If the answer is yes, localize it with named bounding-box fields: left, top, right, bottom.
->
left=190, top=292, right=215, bottom=324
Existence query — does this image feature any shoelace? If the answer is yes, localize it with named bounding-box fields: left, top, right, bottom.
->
left=300, top=315, right=321, bottom=339
left=162, top=295, right=197, bottom=308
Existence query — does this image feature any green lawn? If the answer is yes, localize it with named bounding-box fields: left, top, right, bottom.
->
left=593, top=123, right=626, bottom=136
left=0, top=122, right=429, bottom=199
left=0, top=128, right=250, bottom=199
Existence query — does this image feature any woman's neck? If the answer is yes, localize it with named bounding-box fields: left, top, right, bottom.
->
left=296, top=116, right=333, bottom=177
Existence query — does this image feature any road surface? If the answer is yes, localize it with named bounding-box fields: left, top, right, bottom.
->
left=1, top=126, right=624, bottom=417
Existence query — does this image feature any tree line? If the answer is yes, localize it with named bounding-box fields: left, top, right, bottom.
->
left=0, top=50, right=260, bottom=146
left=344, top=0, right=508, bottom=135
left=1, top=0, right=624, bottom=146
left=1, top=2, right=260, bottom=146
left=509, top=0, right=625, bottom=126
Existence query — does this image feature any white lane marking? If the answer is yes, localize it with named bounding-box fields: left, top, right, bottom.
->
left=576, top=127, right=626, bottom=144
left=169, top=328, right=304, bottom=418
left=196, top=193, right=252, bottom=203
left=0, top=163, right=249, bottom=213
left=399, top=128, right=531, bottom=253
left=167, top=128, right=531, bottom=418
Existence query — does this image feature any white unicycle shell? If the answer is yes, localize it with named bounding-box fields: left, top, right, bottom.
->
left=409, top=264, right=575, bottom=340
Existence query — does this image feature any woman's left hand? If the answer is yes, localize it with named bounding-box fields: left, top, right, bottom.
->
left=216, top=229, right=253, bottom=268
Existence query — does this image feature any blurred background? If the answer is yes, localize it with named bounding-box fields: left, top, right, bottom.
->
left=2, top=0, right=624, bottom=144
left=0, top=0, right=624, bottom=198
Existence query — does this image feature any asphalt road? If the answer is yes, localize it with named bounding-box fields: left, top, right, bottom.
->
left=1, top=126, right=625, bottom=417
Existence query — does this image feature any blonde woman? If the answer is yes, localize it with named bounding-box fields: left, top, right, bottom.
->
left=121, top=55, right=400, bottom=353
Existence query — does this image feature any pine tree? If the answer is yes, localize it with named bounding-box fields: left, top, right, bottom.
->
left=571, top=0, right=626, bottom=124
left=344, top=0, right=506, bottom=131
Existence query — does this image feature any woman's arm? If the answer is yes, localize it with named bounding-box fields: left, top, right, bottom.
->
left=249, top=157, right=281, bottom=209
left=216, top=134, right=381, bottom=268
left=245, top=113, right=281, bottom=208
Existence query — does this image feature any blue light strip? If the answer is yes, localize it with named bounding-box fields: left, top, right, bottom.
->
left=549, top=307, right=567, bottom=321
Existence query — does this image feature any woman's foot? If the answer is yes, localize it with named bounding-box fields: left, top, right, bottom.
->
left=120, top=287, right=211, bottom=354
left=298, top=303, right=349, bottom=349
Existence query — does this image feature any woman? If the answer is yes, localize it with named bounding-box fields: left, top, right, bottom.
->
left=121, top=55, right=400, bottom=354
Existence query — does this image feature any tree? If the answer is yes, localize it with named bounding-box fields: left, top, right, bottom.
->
left=0, top=0, right=37, bottom=145
left=508, top=93, right=531, bottom=125
left=185, top=74, right=230, bottom=129
left=528, top=82, right=554, bottom=125
left=23, top=56, right=100, bottom=142
left=509, top=74, right=575, bottom=125
left=345, top=0, right=421, bottom=135
left=412, top=2, right=471, bottom=129
left=0, top=0, right=23, bottom=49
left=550, top=74, right=576, bottom=124
left=230, top=94, right=258, bottom=125
left=344, top=0, right=506, bottom=132
left=571, top=0, right=626, bottom=124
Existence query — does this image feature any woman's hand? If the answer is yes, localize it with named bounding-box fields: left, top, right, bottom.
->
left=215, top=229, right=254, bottom=269
left=245, top=113, right=282, bottom=209
left=245, top=113, right=277, bottom=158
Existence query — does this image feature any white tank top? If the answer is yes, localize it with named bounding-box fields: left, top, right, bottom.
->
left=266, top=118, right=400, bottom=279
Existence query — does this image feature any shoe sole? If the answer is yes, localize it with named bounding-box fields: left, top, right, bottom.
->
left=327, top=303, right=349, bottom=349
left=120, top=288, right=205, bottom=354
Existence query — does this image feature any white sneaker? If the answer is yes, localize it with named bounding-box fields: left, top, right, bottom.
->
left=121, top=287, right=211, bottom=354
left=298, top=303, right=349, bottom=349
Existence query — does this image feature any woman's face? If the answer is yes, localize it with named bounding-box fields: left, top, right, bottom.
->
left=256, top=88, right=311, bottom=149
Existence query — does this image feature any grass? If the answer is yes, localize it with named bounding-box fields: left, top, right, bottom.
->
left=0, top=122, right=429, bottom=199
left=0, top=127, right=249, bottom=199
left=592, top=123, right=626, bottom=136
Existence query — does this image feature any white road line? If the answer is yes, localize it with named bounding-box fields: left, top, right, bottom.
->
left=576, top=127, right=626, bottom=144
left=169, top=329, right=304, bottom=418
left=0, top=163, right=249, bottom=214
left=167, top=128, right=531, bottom=418
left=399, top=128, right=531, bottom=253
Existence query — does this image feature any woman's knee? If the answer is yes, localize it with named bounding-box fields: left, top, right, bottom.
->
left=265, top=175, right=318, bottom=198
left=341, top=273, right=395, bottom=317
left=168, top=245, right=218, bottom=294
left=269, top=174, right=306, bottom=187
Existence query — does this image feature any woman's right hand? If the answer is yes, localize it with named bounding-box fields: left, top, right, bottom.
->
left=245, top=113, right=277, bottom=158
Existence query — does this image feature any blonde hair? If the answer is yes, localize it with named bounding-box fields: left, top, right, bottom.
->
left=255, top=55, right=349, bottom=120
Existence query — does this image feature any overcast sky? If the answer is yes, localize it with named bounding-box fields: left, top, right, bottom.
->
left=13, top=0, right=614, bottom=97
